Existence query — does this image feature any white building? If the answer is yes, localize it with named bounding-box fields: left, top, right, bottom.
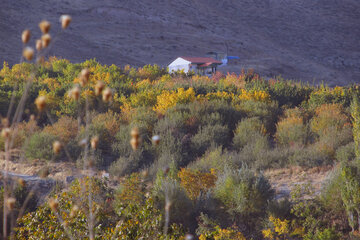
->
left=168, top=57, right=222, bottom=76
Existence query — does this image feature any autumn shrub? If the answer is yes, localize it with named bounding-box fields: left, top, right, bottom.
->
left=199, top=225, right=246, bottom=240
left=137, top=64, right=167, bottom=81
left=337, top=164, right=360, bottom=233
left=236, top=138, right=287, bottom=170
left=111, top=124, right=133, bottom=157
left=17, top=174, right=185, bottom=240
left=233, top=117, right=266, bottom=150
left=238, top=88, right=271, bottom=102
left=310, top=103, right=349, bottom=138
left=154, top=87, right=196, bottom=114
left=43, top=116, right=78, bottom=144
left=110, top=173, right=186, bottom=239
left=269, top=79, right=310, bottom=107
left=86, top=111, right=121, bottom=161
left=24, top=131, right=58, bottom=161
left=188, top=147, right=237, bottom=174
left=336, top=142, right=355, bottom=163
left=149, top=148, right=183, bottom=179
left=15, top=177, right=131, bottom=239
left=219, top=72, right=246, bottom=88
left=152, top=176, right=195, bottom=230
left=130, top=106, right=158, bottom=131
left=214, top=167, right=274, bottom=217
left=109, top=148, right=154, bottom=177
left=275, top=108, right=311, bottom=147
left=267, top=198, right=292, bottom=220
left=153, top=109, right=189, bottom=138
left=237, top=100, right=279, bottom=134
left=308, top=85, right=351, bottom=108
left=127, top=89, right=159, bottom=108
left=243, top=74, right=268, bottom=91
left=203, top=91, right=235, bottom=103
left=188, top=100, right=243, bottom=131
left=305, top=228, right=341, bottom=240
left=171, top=75, right=218, bottom=95
left=262, top=215, right=296, bottom=239
left=191, top=124, right=230, bottom=156
left=320, top=168, right=349, bottom=233
left=153, top=120, right=193, bottom=167
left=0, top=119, right=38, bottom=150
left=315, top=126, right=353, bottom=161
left=0, top=183, right=38, bottom=238
left=289, top=145, right=330, bottom=167
left=178, top=168, right=217, bottom=201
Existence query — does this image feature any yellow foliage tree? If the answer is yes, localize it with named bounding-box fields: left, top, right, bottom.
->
left=238, top=89, right=271, bottom=102
left=351, top=96, right=360, bottom=161
left=310, top=103, right=349, bottom=136
left=199, top=226, right=246, bottom=240
left=262, top=215, right=304, bottom=239
left=154, top=87, right=196, bottom=114
left=178, top=168, right=217, bottom=201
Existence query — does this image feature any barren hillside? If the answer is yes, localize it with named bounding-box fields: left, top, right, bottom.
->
left=1, top=0, right=359, bottom=85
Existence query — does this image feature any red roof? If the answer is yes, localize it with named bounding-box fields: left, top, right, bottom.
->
left=181, top=57, right=222, bottom=64
left=199, top=62, right=214, bottom=67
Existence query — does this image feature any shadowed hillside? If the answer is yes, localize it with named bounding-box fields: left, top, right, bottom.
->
left=1, top=0, right=359, bottom=85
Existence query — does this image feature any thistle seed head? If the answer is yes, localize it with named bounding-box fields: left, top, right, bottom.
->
left=39, top=20, right=51, bottom=34
left=102, top=87, right=112, bottom=102
left=79, top=68, right=90, bottom=86
left=21, top=29, right=31, bottom=44
left=95, top=81, right=105, bottom=96
left=6, top=197, right=16, bottom=210
left=1, top=128, right=11, bottom=139
left=35, top=96, right=46, bottom=111
left=130, top=137, right=140, bottom=150
left=39, top=167, right=50, bottom=178
left=165, top=201, right=171, bottom=211
left=18, top=178, right=26, bottom=187
left=185, top=234, right=194, bottom=240
left=130, top=127, right=140, bottom=139
left=48, top=198, right=59, bottom=211
left=91, top=136, right=99, bottom=149
left=41, top=34, right=51, bottom=48
left=1, top=118, right=9, bottom=127
left=79, top=138, right=87, bottom=147
left=69, top=85, right=80, bottom=101
left=60, top=15, right=72, bottom=29
left=23, top=47, right=34, bottom=61
left=70, top=205, right=79, bottom=218
left=151, top=135, right=161, bottom=145
left=53, top=141, right=62, bottom=154
left=141, top=169, right=149, bottom=178
left=35, top=39, right=43, bottom=51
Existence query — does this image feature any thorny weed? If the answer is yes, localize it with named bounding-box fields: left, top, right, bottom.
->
left=0, top=15, right=172, bottom=240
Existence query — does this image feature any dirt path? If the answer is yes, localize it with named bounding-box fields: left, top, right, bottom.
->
left=265, top=166, right=334, bottom=199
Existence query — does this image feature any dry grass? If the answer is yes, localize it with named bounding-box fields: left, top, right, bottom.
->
left=265, top=165, right=333, bottom=199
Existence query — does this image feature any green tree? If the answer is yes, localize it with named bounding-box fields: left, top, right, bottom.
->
left=351, top=95, right=360, bottom=163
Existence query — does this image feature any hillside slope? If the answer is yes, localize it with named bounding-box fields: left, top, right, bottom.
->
left=1, top=0, right=359, bottom=85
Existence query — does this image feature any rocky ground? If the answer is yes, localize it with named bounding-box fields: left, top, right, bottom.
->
left=1, top=0, right=359, bottom=85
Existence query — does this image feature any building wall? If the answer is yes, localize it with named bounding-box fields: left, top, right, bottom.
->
left=168, top=57, right=191, bottom=73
